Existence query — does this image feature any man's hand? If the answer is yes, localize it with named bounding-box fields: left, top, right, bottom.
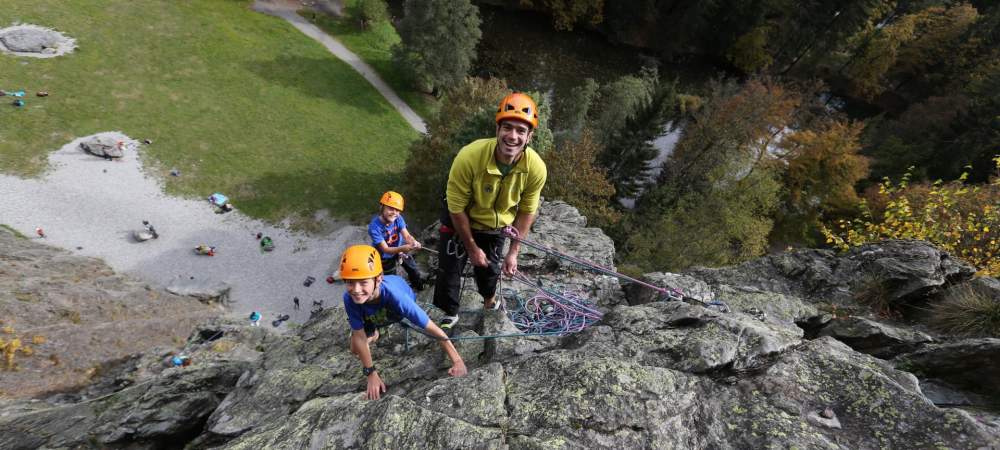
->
left=366, top=372, right=387, bottom=400
left=448, top=360, right=468, bottom=377
left=469, top=246, right=488, bottom=267
left=503, top=252, right=518, bottom=277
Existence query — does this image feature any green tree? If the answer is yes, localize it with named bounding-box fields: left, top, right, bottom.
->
left=520, top=0, right=604, bottom=31
left=625, top=161, right=782, bottom=272
left=543, top=130, right=621, bottom=228
left=592, top=67, right=660, bottom=143
left=551, top=78, right=598, bottom=144
left=864, top=94, right=970, bottom=181
left=651, top=78, right=799, bottom=203
left=394, top=0, right=482, bottom=94
left=842, top=14, right=918, bottom=100
left=772, top=120, right=870, bottom=244
left=889, top=3, right=978, bottom=92
left=626, top=78, right=799, bottom=271
left=598, top=80, right=676, bottom=201
left=841, top=3, right=978, bottom=100
left=772, top=0, right=894, bottom=76
left=400, top=78, right=553, bottom=226
left=728, top=26, right=773, bottom=73
left=858, top=4, right=1000, bottom=183
left=354, top=0, right=389, bottom=29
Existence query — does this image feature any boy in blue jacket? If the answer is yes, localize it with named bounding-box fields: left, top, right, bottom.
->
left=340, top=245, right=466, bottom=400
left=368, top=191, right=424, bottom=290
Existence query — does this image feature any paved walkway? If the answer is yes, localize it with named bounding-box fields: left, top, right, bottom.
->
left=253, top=0, right=428, bottom=134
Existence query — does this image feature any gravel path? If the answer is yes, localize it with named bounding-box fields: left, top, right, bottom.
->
left=0, top=132, right=368, bottom=325
left=252, top=0, right=428, bottom=134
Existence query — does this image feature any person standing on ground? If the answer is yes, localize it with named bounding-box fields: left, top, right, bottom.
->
left=340, top=245, right=466, bottom=400
left=432, top=93, right=547, bottom=330
left=368, top=191, right=424, bottom=291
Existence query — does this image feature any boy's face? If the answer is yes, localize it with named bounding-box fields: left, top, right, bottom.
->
left=379, top=205, right=401, bottom=223
left=346, top=275, right=382, bottom=304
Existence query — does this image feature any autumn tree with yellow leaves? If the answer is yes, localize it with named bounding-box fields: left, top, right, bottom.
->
left=823, top=156, right=1000, bottom=276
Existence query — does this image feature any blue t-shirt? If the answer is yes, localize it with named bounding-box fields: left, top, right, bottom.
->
left=368, top=214, right=408, bottom=259
left=343, top=275, right=429, bottom=331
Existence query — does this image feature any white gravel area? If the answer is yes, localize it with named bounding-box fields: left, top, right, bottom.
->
left=0, top=132, right=368, bottom=324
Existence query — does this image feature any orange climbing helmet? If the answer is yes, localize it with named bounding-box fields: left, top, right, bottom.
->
left=495, top=92, right=539, bottom=129
left=380, top=191, right=404, bottom=211
left=340, top=245, right=383, bottom=280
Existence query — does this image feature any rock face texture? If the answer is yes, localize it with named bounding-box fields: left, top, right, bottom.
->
left=0, top=227, right=219, bottom=399
left=0, top=28, right=58, bottom=52
left=685, top=240, right=976, bottom=307
left=0, top=25, right=75, bottom=56
left=894, top=338, right=1000, bottom=401
left=166, top=278, right=233, bottom=305
left=79, top=134, right=129, bottom=159
left=818, top=316, right=933, bottom=358
left=0, top=203, right=997, bottom=449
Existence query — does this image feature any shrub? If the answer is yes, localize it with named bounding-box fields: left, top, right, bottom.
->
left=0, top=336, right=30, bottom=370
left=354, top=0, right=389, bottom=29
left=823, top=156, right=1000, bottom=276
left=931, top=284, right=1000, bottom=337
left=211, top=340, right=236, bottom=353
left=851, top=272, right=901, bottom=319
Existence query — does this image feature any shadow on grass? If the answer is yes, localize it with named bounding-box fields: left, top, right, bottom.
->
left=244, top=55, right=393, bottom=116
left=235, top=164, right=403, bottom=224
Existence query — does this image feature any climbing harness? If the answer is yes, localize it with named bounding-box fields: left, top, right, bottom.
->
left=445, top=237, right=466, bottom=259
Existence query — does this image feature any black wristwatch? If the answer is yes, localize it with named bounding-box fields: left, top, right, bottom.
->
left=363, top=366, right=377, bottom=377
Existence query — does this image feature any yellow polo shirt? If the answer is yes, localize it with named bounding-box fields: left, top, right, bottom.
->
left=446, top=138, right=547, bottom=230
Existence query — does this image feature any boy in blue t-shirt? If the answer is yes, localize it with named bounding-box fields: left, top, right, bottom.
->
left=340, top=245, right=466, bottom=401
left=368, top=191, right=424, bottom=290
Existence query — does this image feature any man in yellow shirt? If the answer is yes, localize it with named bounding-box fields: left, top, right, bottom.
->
left=433, top=93, right=548, bottom=329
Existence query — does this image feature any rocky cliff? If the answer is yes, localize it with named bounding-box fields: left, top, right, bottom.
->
left=1, top=202, right=998, bottom=449
left=0, top=227, right=220, bottom=400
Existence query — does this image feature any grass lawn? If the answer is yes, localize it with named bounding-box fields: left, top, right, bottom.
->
left=0, top=0, right=419, bottom=224
left=303, top=0, right=438, bottom=121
